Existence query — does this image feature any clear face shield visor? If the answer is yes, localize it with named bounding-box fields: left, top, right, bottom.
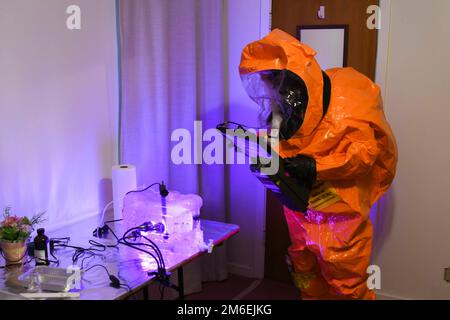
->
left=241, top=69, right=309, bottom=141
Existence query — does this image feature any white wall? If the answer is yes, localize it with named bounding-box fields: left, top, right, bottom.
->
left=374, top=0, right=450, bottom=299
left=0, top=0, right=118, bottom=229
left=225, top=0, right=271, bottom=278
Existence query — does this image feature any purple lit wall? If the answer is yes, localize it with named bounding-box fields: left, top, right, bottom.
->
left=0, top=0, right=118, bottom=229
left=225, top=0, right=269, bottom=278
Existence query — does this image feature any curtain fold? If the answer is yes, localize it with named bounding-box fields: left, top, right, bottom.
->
left=119, top=0, right=229, bottom=294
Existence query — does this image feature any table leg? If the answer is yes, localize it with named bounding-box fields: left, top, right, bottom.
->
left=143, top=285, right=149, bottom=300
left=178, top=267, right=184, bottom=300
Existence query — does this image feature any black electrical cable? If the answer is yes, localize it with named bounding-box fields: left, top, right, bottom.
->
left=88, top=239, right=118, bottom=250
left=46, top=225, right=162, bottom=295
left=140, top=235, right=165, bottom=268
left=51, top=232, right=168, bottom=297
left=121, top=181, right=171, bottom=295
left=96, top=223, right=121, bottom=248
left=120, top=284, right=132, bottom=292
left=91, top=220, right=168, bottom=291
left=102, top=220, right=166, bottom=270
left=220, top=121, right=250, bottom=130
left=120, top=241, right=161, bottom=270
left=104, top=219, right=123, bottom=224
left=48, top=237, right=70, bottom=266
left=82, top=264, right=128, bottom=290
left=50, top=254, right=59, bottom=265
left=53, top=242, right=106, bottom=264
left=80, top=251, right=97, bottom=270
left=125, top=181, right=169, bottom=197
left=52, top=230, right=167, bottom=295
left=72, top=246, right=103, bottom=263
left=49, top=180, right=171, bottom=295
left=50, top=243, right=99, bottom=273
left=100, top=222, right=170, bottom=300
left=125, top=182, right=159, bottom=195
left=121, top=227, right=165, bottom=269
left=127, top=229, right=164, bottom=265
left=83, top=263, right=110, bottom=275
left=51, top=237, right=71, bottom=243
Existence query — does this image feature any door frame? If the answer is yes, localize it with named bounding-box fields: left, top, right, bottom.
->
left=253, top=0, right=272, bottom=279
left=371, top=0, right=392, bottom=261
left=375, top=0, right=392, bottom=100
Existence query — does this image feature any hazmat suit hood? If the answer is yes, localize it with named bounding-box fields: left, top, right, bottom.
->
left=239, top=29, right=327, bottom=139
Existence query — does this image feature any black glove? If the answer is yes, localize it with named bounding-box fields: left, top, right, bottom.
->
left=284, top=155, right=317, bottom=192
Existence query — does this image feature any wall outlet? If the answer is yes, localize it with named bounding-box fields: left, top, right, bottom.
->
left=444, top=268, right=450, bottom=282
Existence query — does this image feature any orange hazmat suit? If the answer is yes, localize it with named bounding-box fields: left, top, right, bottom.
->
left=239, top=29, right=397, bottom=300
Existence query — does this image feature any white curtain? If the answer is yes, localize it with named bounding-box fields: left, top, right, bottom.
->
left=119, top=0, right=229, bottom=294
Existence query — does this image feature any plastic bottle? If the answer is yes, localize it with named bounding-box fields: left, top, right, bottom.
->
left=34, top=228, right=49, bottom=266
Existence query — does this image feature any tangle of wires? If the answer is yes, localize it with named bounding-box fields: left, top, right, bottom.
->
left=48, top=235, right=132, bottom=293
left=87, top=218, right=169, bottom=298
left=101, top=216, right=167, bottom=274
left=39, top=181, right=171, bottom=298
left=50, top=237, right=112, bottom=266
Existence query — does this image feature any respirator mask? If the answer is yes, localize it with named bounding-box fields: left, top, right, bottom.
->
left=241, top=69, right=309, bottom=140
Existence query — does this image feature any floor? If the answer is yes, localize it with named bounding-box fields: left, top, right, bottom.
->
left=140, top=274, right=300, bottom=300
left=138, top=274, right=397, bottom=300
left=185, top=278, right=398, bottom=300
left=186, top=275, right=300, bottom=300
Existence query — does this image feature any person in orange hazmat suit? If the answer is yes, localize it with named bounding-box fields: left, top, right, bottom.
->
left=239, top=29, right=397, bottom=300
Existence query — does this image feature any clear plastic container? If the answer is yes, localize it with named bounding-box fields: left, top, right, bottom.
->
left=122, top=188, right=203, bottom=237
left=19, top=266, right=75, bottom=292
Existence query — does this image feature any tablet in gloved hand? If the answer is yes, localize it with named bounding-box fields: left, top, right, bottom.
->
left=216, top=121, right=310, bottom=213
left=216, top=121, right=272, bottom=161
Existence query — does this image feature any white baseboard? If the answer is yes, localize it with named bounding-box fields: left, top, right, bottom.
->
left=228, top=262, right=258, bottom=279
left=376, top=291, right=407, bottom=300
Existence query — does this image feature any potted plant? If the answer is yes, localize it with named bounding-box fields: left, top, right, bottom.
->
left=0, top=207, right=46, bottom=265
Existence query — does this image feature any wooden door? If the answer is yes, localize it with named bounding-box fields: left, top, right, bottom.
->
left=265, top=0, right=379, bottom=283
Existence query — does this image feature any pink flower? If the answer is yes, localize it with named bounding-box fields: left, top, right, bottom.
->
left=1, top=216, right=21, bottom=228
left=19, top=224, right=31, bottom=233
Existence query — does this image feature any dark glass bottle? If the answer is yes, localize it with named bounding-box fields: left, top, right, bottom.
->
left=34, top=228, right=49, bottom=266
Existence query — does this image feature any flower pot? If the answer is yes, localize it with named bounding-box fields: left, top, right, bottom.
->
left=0, top=240, right=27, bottom=265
